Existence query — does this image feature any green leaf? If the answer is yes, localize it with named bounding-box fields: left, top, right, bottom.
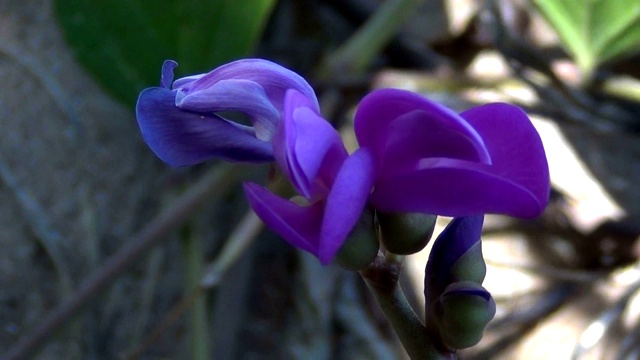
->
left=534, top=0, right=640, bottom=77
left=55, top=0, right=277, bottom=105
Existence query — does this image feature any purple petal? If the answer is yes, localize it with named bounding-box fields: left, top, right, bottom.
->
left=426, top=216, right=484, bottom=285
left=177, top=59, right=319, bottom=113
left=243, top=183, right=324, bottom=255
left=161, top=60, right=178, bottom=89
left=375, top=108, right=492, bottom=179
left=370, top=157, right=545, bottom=218
left=354, top=89, right=490, bottom=166
left=176, top=79, right=280, bottom=140
left=461, top=103, right=550, bottom=215
left=136, top=87, right=273, bottom=166
left=275, top=90, right=348, bottom=201
left=319, top=148, right=376, bottom=264
left=172, top=74, right=204, bottom=89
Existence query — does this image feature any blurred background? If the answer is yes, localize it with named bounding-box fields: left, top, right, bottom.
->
left=2, top=0, right=640, bottom=359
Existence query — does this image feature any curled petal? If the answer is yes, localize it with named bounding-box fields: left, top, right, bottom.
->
left=161, top=60, right=178, bottom=89
left=176, top=59, right=319, bottom=113
left=354, top=88, right=490, bottom=167
left=243, top=183, right=324, bottom=255
left=461, top=103, right=550, bottom=216
left=176, top=79, right=280, bottom=140
left=319, top=148, right=377, bottom=263
left=136, top=87, right=273, bottom=166
left=275, top=89, right=348, bottom=201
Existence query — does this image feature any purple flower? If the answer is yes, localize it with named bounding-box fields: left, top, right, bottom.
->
left=136, top=59, right=318, bottom=166
left=354, top=88, right=550, bottom=218
left=244, top=90, right=377, bottom=264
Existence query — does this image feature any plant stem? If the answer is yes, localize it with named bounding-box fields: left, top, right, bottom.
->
left=360, top=255, right=455, bottom=360
left=181, top=224, right=210, bottom=360
left=321, top=0, right=421, bottom=77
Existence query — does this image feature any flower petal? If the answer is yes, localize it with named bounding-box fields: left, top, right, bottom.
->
left=375, top=108, right=492, bottom=179
left=177, top=59, right=319, bottom=113
left=243, top=182, right=323, bottom=255
left=176, top=79, right=280, bottom=140
left=370, top=157, right=545, bottom=218
left=275, top=89, right=348, bottom=201
left=136, top=87, right=273, bottom=166
left=161, top=60, right=178, bottom=89
left=461, top=103, right=550, bottom=213
left=354, top=88, right=490, bottom=166
left=319, top=148, right=377, bottom=264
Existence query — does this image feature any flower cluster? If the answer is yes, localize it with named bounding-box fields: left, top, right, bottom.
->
left=136, top=59, right=550, bottom=266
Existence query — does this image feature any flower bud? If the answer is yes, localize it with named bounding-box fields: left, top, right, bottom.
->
left=425, top=216, right=484, bottom=298
left=335, top=209, right=379, bottom=270
left=377, top=211, right=437, bottom=255
left=432, top=281, right=496, bottom=349
left=450, top=241, right=486, bottom=284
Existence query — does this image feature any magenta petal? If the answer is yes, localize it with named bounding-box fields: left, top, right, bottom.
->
left=461, top=103, right=550, bottom=213
left=354, top=89, right=490, bottom=165
left=176, top=79, right=280, bottom=140
left=243, top=183, right=324, bottom=255
left=136, top=87, right=273, bottom=166
left=275, top=90, right=348, bottom=201
left=377, top=109, right=491, bottom=178
left=370, top=157, right=544, bottom=218
left=319, top=148, right=377, bottom=264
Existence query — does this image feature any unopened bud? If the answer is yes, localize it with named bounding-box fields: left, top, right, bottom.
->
left=432, top=281, right=496, bottom=349
left=335, top=209, right=379, bottom=270
left=377, top=212, right=437, bottom=255
left=450, top=241, right=486, bottom=284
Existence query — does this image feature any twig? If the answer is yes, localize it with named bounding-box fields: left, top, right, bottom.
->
left=123, top=208, right=264, bottom=358
left=0, top=42, right=81, bottom=140
left=200, top=210, right=264, bottom=288
left=2, top=163, right=242, bottom=360
left=0, top=159, right=73, bottom=299
left=125, top=287, right=204, bottom=360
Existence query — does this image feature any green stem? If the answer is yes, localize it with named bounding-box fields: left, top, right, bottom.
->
left=360, top=256, right=455, bottom=360
left=321, top=0, right=421, bottom=77
left=181, top=224, right=211, bottom=360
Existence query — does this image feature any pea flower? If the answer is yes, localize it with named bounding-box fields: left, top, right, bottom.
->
left=244, top=87, right=549, bottom=264
left=354, top=88, right=549, bottom=219
left=136, top=59, right=318, bottom=166
left=243, top=89, right=377, bottom=264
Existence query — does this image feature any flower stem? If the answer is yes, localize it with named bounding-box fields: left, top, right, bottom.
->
left=360, top=255, right=455, bottom=360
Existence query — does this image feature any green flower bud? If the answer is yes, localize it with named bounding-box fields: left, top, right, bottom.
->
left=377, top=211, right=437, bottom=255
left=450, top=241, right=486, bottom=284
left=335, top=209, right=379, bottom=270
left=432, top=281, right=496, bottom=350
